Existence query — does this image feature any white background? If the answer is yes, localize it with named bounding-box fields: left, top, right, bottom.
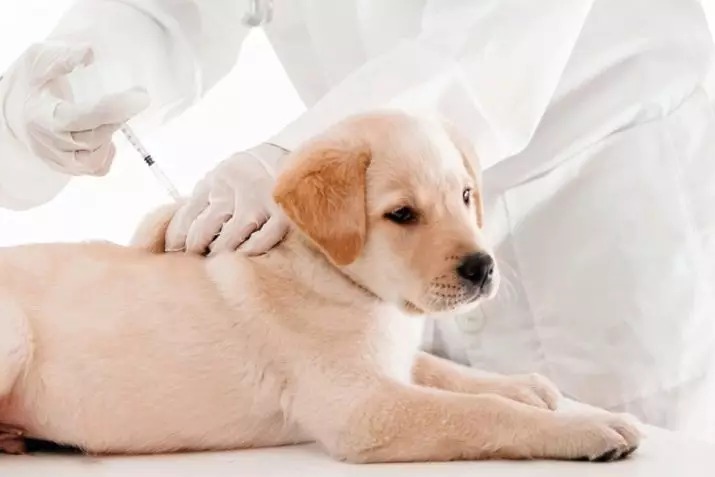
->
left=0, top=1, right=305, bottom=246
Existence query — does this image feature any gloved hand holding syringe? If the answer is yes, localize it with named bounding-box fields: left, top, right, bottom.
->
left=59, top=52, right=182, bottom=202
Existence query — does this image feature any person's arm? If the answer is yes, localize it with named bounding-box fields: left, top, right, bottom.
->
left=268, top=0, right=595, bottom=171
left=164, top=0, right=595, bottom=255
left=0, top=89, right=72, bottom=210
left=0, top=0, right=250, bottom=210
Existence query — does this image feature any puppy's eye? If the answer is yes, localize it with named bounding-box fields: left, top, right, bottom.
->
left=384, top=206, right=417, bottom=224
left=463, top=188, right=472, bottom=205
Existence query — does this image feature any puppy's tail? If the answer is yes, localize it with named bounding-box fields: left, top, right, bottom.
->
left=130, top=202, right=183, bottom=254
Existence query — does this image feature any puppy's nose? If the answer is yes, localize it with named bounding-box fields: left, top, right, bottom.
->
left=456, top=253, right=494, bottom=289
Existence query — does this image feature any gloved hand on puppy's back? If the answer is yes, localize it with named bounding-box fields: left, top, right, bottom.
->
left=165, top=143, right=290, bottom=256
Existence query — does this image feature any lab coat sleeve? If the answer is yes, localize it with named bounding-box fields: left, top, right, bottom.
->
left=269, top=0, right=594, bottom=171
left=0, top=0, right=249, bottom=210
left=0, top=112, right=71, bottom=210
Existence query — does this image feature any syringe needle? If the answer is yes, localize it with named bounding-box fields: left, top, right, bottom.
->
left=119, top=124, right=182, bottom=202
left=150, top=164, right=182, bottom=202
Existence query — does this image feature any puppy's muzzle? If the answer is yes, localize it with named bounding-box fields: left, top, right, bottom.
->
left=456, top=252, right=495, bottom=294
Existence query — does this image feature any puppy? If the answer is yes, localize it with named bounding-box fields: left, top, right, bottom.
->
left=0, top=112, right=640, bottom=462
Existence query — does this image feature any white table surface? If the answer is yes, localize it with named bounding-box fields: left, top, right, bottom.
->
left=0, top=427, right=713, bottom=477
left=1, top=402, right=713, bottom=476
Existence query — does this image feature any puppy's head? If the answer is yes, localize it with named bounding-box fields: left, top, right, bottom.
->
left=273, top=112, right=499, bottom=315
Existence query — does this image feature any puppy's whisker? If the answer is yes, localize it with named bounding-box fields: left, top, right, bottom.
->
left=503, top=279, right=516, bottom=303
left=496, top=273, right=516, bottom=303
left=495, top=258, right=519, bottom=303
left=497, top=259, right=519, bottom=281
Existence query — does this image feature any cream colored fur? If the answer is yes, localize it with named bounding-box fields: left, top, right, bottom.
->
left=0, top=112, right=640, bottom=462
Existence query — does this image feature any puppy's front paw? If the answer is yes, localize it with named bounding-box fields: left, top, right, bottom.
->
left=494, top=373, right=562, bottom=410
left=545, top=412, right=641, bottom=462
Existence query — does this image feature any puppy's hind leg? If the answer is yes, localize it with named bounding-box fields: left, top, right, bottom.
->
left=0, top=297, right=32, bottom=454
left=0, top=298, right=31, bottom=396
left=0, top=424, right=25, bottom=454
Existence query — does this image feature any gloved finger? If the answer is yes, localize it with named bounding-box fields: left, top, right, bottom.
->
left=53, top=86, right=150, bottom=131
left=207, top=213, right=268, bottom=255
left=165, top=190, right=211, bottom=252
left=185, top=204, right=234, bottom=254
left=70, top=124, right=121, bottom=150
left=23, top=124, right=76, bottom=166
left=72, top=142, right=116, bottom=176
left=32, top=123, right=118, bottom=154
left=238, top=213, right=290, bottom=256
left=27, top=42, right=94, bottom=87
left=26, top=124, right=110, bottom=171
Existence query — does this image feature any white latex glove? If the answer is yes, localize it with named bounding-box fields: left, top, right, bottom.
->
left=165, top=143, right=290, bottom=255
left=1, top=41, right=150, bottom=176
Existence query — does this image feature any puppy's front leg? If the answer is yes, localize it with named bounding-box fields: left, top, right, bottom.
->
left=294, top=379, right=640, bottom=463
left=413, top=352, right=560, bottom=409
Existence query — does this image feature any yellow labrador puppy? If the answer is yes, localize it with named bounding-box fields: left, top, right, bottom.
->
left=0, top=112, right=640, bottom=462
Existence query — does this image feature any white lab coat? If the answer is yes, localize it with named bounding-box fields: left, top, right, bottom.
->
left=1, top=0, right=715, bottom=439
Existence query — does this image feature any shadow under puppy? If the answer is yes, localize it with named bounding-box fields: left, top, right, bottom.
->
left=0, top=112, right=640, bottom=462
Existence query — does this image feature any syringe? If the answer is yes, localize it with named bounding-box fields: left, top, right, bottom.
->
left=119, top=124, right=182, bottom=202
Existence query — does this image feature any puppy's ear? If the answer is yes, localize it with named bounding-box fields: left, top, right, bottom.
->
left=442, top=120, right=484, bottom=228
left=273, top=140, right=371, bottom=266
